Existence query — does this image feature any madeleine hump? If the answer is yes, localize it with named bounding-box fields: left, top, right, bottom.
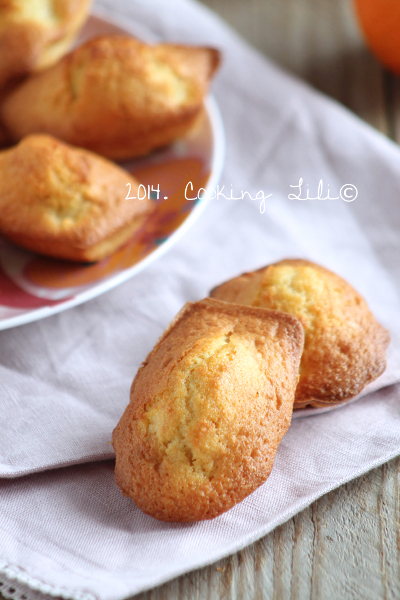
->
left=211, top=259, right=390, bottom=408
left=1, top=36, right=220, bottom=161
left=0, top=135, right=152, bottom=262
left=0, top=0, right=93, bottom=88
left=112, top=298, right=304, bottom=522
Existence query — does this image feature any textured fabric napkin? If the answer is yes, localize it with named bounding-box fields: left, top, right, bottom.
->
left=2, top=0, right=400, bottom=598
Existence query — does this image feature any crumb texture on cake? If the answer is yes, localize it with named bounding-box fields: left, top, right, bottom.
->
left=0, top=134, right=152, bottom=261
left=1, top=35, right=220, bottom=160
left=112, top=298, right=304, bottom=522
left=210, top=259, right=390, bottom=407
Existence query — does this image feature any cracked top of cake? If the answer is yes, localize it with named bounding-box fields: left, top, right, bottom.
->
left=112, top=297, right=304, bottom=522
left=2, top=35, right=221, bottom=160
left=210, top=259, right=390, bottom=408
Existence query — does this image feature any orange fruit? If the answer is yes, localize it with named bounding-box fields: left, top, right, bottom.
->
left=354, top=0, right=400, bottom=75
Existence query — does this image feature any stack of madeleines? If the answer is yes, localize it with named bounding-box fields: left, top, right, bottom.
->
left=0, top=0, right=220, bottom=261
left=112, top=259, right=390, bottom=522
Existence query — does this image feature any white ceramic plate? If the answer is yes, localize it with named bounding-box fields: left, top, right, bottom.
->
left=0, top=16, right=225, bottom=331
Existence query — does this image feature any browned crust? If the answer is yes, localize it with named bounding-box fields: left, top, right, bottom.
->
left=1, top=35, right=221, bottom=160
left=112, top=298, right=304, bottom=522
left=0, top=0, right=93, bottom=88
left=0, top=134, right=153, bottom=261
left=210, top=259, right=390, bottom=407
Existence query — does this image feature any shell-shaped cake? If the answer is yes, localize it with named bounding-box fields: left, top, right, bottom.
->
left=112, top=298, right=304, bottom=521
left=1, top=35, right=220, bottom=160
left=0, top=134, right=152, bottom=262
left=210, top=259, right=390, bottom=408
left=0, top=0, right=92, bottom=88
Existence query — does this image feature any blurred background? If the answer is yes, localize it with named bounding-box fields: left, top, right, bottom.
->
left=199, top=0, right=400, bottom=141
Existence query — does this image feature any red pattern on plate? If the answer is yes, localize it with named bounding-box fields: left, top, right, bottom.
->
left=0, top=265, right=67, bottom=309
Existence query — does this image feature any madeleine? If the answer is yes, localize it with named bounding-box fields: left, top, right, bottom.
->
left=112, top=298, right=304, bottom=521
left=2, top=35, right=220, bottom=160
left=0, top=0, right=92, bottom=88
left=0, top=135, right=153, bottom=262
left=210, top=259, right=390, bottom=408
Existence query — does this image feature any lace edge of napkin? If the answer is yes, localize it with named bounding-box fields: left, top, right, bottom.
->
left=0, top=562, right=96, bottom=600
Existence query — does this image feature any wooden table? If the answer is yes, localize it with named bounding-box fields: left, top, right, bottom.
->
left=133, top=0, right=400, bottom=598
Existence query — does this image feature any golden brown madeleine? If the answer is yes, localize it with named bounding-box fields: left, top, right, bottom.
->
left=112, top=298, right=304, bottom=522
left=210, top=259, right=390, bottom=408
left=1, top=35, right=221, bottom=160
left=0, top=134, right=153, bottom=262
left=0, top=0, right=93, bottom=88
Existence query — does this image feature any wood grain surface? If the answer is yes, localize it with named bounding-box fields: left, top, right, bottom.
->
left=132, top=458, right=400, bottom=600
left=200, top=0, right=398, bottom=138
left=131, top=0, right=400, bottom=598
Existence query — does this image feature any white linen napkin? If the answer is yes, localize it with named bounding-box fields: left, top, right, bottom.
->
left=1, top=0, right=400, bottom=597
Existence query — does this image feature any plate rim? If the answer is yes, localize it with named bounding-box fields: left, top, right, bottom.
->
left=0, top=95, right=225, bottom=331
